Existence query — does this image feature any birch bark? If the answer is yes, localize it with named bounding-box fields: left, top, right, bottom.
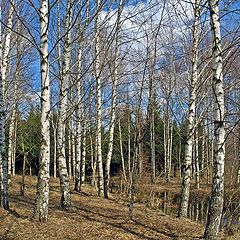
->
left=178, top=0, right=200, bottom=218
left=104, top=0, right=123, bottom=198
left=74, top=47, right=82, bottom=191
left=118, top=119, right=127, bottom=181
left=57, top=0, right=72, bottom=207
left=95, top=0, right=104, bottom=197
left=81, top=120, right=86, bottom=184
left=204, top=0, right=225, bottom=238
left=2, top=0, right=14, bottom=102
left=148, top=65, right=155, bottom=183
left=34, top=0, right=51, bottom=221
left=0, top=15, right=8, bottom=208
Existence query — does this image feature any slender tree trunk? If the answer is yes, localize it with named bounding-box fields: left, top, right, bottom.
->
left=57, top=0, right=72, bottom=208
left=178, top=136, right=182, bottom=179
left=104, top=1, right=122, bottom=197
left=68, top=122, right=72, bottom=178
left=21, top=154, right=26, bottom=196
left=128, top=108, right=131, bottom=178
left=138, top=135, right=143, bottom=176
left=149, top=73, right=156, bottom=183
left=68, top=80, right=76, bottom=180
left=75, top=46, right=82, bottom=191
left=164, top=110, right=171, bottom=182
left=204, top=0, right=225, bottom=238
left=0, top=5, right=9, bottom=209
left=81, top=120, right=86, bottom=185
left=20, top=134, right=26, bottom=196
left=150, top=108, right=155, bottom=183
left=34, top=0, right=51, bottom=221
left=8, top=109, right=16, bottom=177
left=192, top=139, right=196, bottom=179
left=90, top=130, right=96, bottom=187
left=95, top=0, right=104, bottom=197
left=2, top=0, right=14, bottom=102
left=206, top=138, right=209, bottom=184
left=72, top=132, right=76, bottom=180
left=12, top=118, right=17, bottom=176
left=119, top=119, right=127, bottom=181
left=0, top=51, right=8, bottom=209
left=164, top=115, right=167, bottom=180
left=8, top=66, right=19, bottom=178
left=178, top=0, right=200, bottom=218
left=168, top=123, right=173, bottom=181
left=202, top=127, right=205, bottom=177
left=53, top=124, right=57, bottom=178
left=195, top=128, right=200, bottom=189
left=7, top=5, right=19, bottom=179
left=129, top=127, right=139, bottom=219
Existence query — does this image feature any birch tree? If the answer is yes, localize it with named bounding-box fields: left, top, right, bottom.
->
left=2, top=0, right=14, bottom=102
left=148, top=61, right=156, bottom=184
left=34, top=0, right=51, bottom=222
left=8, top=19, right=21, bottom=178
left=74, top=32, right=83, bottom=192
left=104, top=0, right=123, bottom=199
left=204, top=0, right=225, bottom=238
left=0, top=74, right=8, bottom=209
left=57, top=0, right=72, bottom=208
left=178, top=0, right=200, bottom=218
left=0, top=2, right=8, bottom=209
left=95, top=0, right=104, bottom=197
left=81, top=119, right=86, bottom=184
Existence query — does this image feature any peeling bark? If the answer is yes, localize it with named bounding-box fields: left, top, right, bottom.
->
left=57, top=0, right=72, bottom=208
left=178, top=0, right=200, bottom=218
left=34, top=0, right=51, bottom=221
left=204, top=0, right=225, bottom=238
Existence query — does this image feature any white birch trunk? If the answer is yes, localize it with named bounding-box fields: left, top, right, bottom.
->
left=195, top=128, right=200, bottom=189
left=2, top=0, right=14, bottom=102
left=34, top=0, right=51, bottom=221
left=104, top=75, right=118, bottom=198
left=8, top=109, right=16, bottom=177
left=202, top=128, right=205, bottom=175
left=118, top=119, right=127, bottom=181
left=95, top=0, right=104, bottom=197
left=52, top=120, right=57, bottom=178
left=72, top=132, right=76, bottom=180
left=204, top=0, right=225, bottom=238
left=74, top=47, right=82, bottom=191
left=168, top=123, right=173, bottom=181
left=164, top=111, right=170, bottom=182
left=164, top=115, right=167, bottom=180
left=57, top=0, right=72, bottom=207
left=90, top=129, right=96, bottom=187
left=0, top=8, right=8, bottom=207
left=12, top=118, right=17, bottom=176
left=178, top=136, right=182, bottom=179
left=128, top=108, right=131, bottom=178
left=8, top=60, right=19, bottom=177
left=148, top=67, right=155, bottom=183
left=68, top=124, right=72, bottom=178
left=81, top=120, right=86, bottom=184
left=178, top=0, right=200, bottom=218
left=104, top=0, right=122, bottom=198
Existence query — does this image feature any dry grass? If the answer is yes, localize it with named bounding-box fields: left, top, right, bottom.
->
left=0, top=176, right=208, bottom=239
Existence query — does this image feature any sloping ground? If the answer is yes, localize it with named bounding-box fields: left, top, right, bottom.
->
left=0, top=176, right=205, bottom=240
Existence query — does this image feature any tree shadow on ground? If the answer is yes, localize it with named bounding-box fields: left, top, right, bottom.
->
left=71, top=205, right=178, bottom=240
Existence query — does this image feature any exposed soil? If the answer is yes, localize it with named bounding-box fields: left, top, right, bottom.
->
left=0, top=176, right=227, bottom=240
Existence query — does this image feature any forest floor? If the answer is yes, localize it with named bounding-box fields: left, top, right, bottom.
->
left=0, top=176, right=235, bottom=240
